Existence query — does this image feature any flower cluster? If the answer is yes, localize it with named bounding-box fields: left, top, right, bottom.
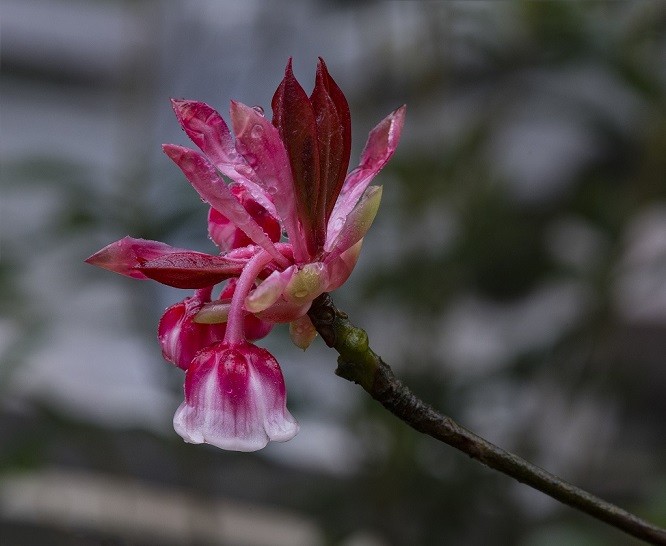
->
left=86, top=59, right=405, bottom=451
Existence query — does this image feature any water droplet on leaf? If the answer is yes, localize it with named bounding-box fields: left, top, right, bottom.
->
left=250, top=124, right=264, bottom=139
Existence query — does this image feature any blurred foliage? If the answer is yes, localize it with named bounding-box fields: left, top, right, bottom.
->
left=340, top=2, right=666, bottom=545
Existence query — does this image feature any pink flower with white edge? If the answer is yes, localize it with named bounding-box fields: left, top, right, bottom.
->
left=86, top=58, right=405, bottom=451
left=174, top=340, right=297, bottom=452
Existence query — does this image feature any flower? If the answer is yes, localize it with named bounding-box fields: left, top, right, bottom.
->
left=158, top=287, right=227, bottom=371
left=86, top=58, right=405, bottom=451
left=173, top=340, right=297, bottom=452
left=158, top=282, right=272, bottom=371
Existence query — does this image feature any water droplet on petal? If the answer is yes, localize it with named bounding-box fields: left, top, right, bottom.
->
left=294, top=289, right=308, bottom=299
left=333, top=216, right=345, bottom=231
left=252, top=105, right=265, bottom=116
left=250, top=124, right=264, bottom=139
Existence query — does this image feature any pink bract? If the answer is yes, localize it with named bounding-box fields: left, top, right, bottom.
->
left=86, top=58, right=405, bottom=451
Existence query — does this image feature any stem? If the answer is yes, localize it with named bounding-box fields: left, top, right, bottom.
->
left=308, top=293, right=666, bottom=546
left=223, top=250, right=272, bottom=343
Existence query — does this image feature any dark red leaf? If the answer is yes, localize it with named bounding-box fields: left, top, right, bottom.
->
left=315, top=58, right=351, bottom=222
left=139, top=253, right=247, bottom=289
left=311, top=61, right=344, bottom=245
left=271, top=59, right=320, bottom=257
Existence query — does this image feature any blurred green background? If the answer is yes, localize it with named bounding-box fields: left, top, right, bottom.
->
left=1, top=1, right=665, bottom=545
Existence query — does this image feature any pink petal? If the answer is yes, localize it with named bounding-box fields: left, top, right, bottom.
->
left=158, top=292, right=227, bottom=370
left=243, top=315, right=274, bottom=342
left=328, top=105, right=406, bottom=238
left=230, top=101, right=309, bottom=263
left=289, top=315, right=317, bottom=350
left=325, top=185, right=382, bottom=255
left=171, top=99, right=237, bottom=174
left=283, top=262, right=329, bottom=307
left=163, top=144, right=287, bottom=267
left=173, top=341, right=298, bottom=451
left=170, top=99, right=277, bottom=217
left=207, top=208, right=238, bottom=250
left=324, top=239, right=363, bottom=292
left=208, top=184, right=281, bottom=251
left=85, top=237, right=200, bottom=280
left=256, top=299, right=312, bottom=323
left=245, top=266, right=296, bottom=313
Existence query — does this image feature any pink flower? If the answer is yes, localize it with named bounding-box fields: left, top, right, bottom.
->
left=158, top=287, right=227, bottom=370
left=173, top=340, right=298, bottom=452
left=86, top=58, right=405, bottom=451
left=158, top=282, right=272, bottom=370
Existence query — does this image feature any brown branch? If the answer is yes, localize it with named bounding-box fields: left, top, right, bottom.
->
left=308, top=293, right=666, bottom=546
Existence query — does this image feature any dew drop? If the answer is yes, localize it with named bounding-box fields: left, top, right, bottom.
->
left=333, top=216, right=345, bottom=231
left=250, top=124, right=264, bottom=139
left=294, top=289, right=308, bottom=299
left=252, top=105, right=265, bottom=116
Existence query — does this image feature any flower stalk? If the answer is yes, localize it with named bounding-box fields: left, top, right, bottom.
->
left=308, top=293, right=666, bottom=546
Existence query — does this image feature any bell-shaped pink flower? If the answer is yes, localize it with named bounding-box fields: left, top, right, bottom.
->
left=158, top=288, right=227, bottom=370
left=173, top=340, right=298, bottom=452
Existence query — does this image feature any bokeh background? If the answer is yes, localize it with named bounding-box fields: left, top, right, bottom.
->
left=2, top=1, right=666, bottom=545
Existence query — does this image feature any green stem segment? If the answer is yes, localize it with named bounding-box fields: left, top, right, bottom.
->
left=308, top=293, right=666, bottom=546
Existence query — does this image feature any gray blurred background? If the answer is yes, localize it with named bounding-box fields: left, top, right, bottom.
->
left=1, top=1, right=666, bottom=545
